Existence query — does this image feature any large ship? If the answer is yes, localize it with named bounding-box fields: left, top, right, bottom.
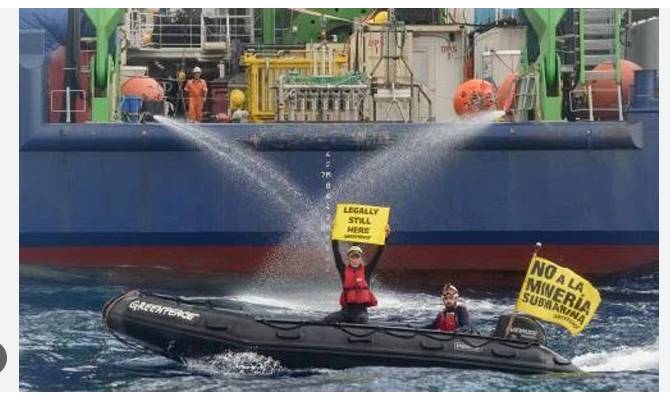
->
left=19, top=8, right=659, bottom=286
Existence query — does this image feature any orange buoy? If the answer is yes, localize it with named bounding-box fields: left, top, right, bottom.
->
left=587, top=59, right=641, bottom=119
left=453, top=79, right=496, bottom=116
left=121, top=76, right=165, bottom=101
left=496, top=74, right=517, bottom=112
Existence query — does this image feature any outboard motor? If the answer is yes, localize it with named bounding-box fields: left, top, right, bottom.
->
left=493, top=314, right=546, bottom=345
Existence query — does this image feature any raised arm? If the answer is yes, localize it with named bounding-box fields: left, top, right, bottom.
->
left=365, top=230, right=390, bottom=281
left=365, top=244, right=386, bottom=279
left=332, top=239, right=345, bottom=278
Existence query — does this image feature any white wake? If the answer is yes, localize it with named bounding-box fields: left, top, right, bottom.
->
left=572, top=339, right=659, bottom=372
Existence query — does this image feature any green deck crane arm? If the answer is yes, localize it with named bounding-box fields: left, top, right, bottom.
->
left=522, top=8, right=567, bottom=121
left=84, top=8, right=125, bottom=89
left=268, top=8, right=371, bottom=45
left=523, top=8, right=566, bottom=93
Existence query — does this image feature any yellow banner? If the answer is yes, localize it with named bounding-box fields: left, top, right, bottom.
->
left=331, top=203, right=390, bottom=246
left=515, top=256, right=601, bottom=335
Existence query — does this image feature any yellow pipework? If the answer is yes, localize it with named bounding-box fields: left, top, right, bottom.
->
left=241, top=51, right=349, bottom=122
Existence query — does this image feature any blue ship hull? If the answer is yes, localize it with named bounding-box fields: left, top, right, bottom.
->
left=19, top=31, right=659, bottom=285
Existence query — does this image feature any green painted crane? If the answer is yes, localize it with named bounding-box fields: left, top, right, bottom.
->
left=262, top=8, right=373, bottom=45
left=521, top=8, right=566, bottom=121
left=84, top=8, right=125, bottom=122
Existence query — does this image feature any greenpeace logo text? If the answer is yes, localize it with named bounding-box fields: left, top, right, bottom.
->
left=129, top=300, right=200, bottom=322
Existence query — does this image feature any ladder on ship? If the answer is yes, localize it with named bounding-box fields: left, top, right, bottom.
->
left=575, top=8, right=624, bottom=120
left=512, top=73, right=539, bottom=122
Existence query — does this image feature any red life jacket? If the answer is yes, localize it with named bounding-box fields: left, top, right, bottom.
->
left=339, top=265, right=378, bottom=307
left=436, top=310, right=459, bottom=332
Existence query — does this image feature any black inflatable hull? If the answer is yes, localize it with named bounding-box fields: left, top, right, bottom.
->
left=103, top=290, right=580, bottom=374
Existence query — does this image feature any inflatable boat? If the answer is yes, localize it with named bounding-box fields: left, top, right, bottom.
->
left=103, top=290, right=580, bottom=374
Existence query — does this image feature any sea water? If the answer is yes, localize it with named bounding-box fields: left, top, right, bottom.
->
left=19, top=266, right=658, bottom=391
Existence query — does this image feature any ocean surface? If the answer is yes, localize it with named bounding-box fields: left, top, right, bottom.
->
left=19, top=265, right=659, bottom=392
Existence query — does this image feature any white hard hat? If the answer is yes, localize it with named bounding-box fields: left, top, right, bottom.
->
left=193, top=66, right=202, bottom=73
left=347, top=245, right=363, bottom=257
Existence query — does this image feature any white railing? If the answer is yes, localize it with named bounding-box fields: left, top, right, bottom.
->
left=569, top=84, right=625, bottom=121
left=126, top=9, right=202, bottom=49
left=126, top=8, right=254, bottom=51
left=50, top=88, right=87, bottom=123
left=200, top=14, right=231, bottom=51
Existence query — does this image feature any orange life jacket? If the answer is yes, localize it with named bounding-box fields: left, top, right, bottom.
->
left=436, top=310, right=459, bottom=332
left=339, top=265, right=378, bottom=307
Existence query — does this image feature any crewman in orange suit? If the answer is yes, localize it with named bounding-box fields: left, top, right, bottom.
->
left=185, top=66, right=207, bottom=122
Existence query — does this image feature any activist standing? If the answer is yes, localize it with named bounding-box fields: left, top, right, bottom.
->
left=324, top=225, right=390, bottom=324
left=424, top=283, right=472, bottom=333
left=185, top=66, right=207, bottom=122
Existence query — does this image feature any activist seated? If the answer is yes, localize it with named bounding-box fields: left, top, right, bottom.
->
left=323, top=225, right=390, bottom=324
left=424, top=283, right=473, bottom=333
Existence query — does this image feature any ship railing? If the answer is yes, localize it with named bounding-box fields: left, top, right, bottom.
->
left=125, top=8, right=253, bottom=52
left=126, top=9, right=202, bottom=49
left=200, top=14, right=235, bottom=53
left=50, top=88, right=87, bottom=123
left=124, top=9, right=155, bottom=49
left=147, top=22, right=201, bottom=49
left=569, top=84, right=626, bottom=121
left=201, top=10, right=254, bottom=47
